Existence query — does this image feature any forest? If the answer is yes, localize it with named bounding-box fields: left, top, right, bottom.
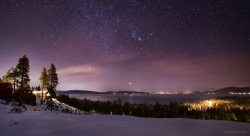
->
left=57, top=94, right=250, bottom=123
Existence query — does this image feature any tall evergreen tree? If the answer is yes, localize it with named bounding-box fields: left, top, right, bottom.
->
left=45, top=63, right=58, bottom=111
left=2, top=67, right=19, bottom=93
left=2, top=69, right=13, bottom=83
left=47, top=63, right=58, bottom=98
left=39, top=68, right=49, bottom=103
left=15, top=55, right=30, bottom=88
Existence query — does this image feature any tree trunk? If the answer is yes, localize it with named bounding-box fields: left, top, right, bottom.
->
left=21, top=74, right=23, bottom=88
left=13, top=80, right=16, bottom=94
left=41, top=86, right=44, bottom=104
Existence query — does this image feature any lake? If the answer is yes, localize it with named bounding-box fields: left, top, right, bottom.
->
left=67, top=93, right=239, bottom=104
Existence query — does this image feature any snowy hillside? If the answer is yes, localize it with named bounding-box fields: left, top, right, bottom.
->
left=0, top=101, right=249, bottom=136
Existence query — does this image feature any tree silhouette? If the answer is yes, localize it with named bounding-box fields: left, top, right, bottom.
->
left=2, top=67, right=19, bottom=93
left=46, top=63, right=59, bottom=111
left=15, top=55, right=30, bottom=89
left=39, top=68, right=49, bottom=104
left=48, top=63, right=58, bottom=90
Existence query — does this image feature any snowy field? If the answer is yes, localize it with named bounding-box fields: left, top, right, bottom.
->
left=0, top=102, right=249, bottom=136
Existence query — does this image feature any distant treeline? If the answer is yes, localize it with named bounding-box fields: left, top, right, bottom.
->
left=58, top=94, right=250, bottom=123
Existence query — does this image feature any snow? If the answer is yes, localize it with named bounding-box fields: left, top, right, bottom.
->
left=0, top=101, right=249, bottom=136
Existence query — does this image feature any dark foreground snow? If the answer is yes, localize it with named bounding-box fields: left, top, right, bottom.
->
left=0, top=103, right=249, bottom=136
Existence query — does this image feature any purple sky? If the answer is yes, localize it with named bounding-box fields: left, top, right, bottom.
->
left=0, top=0, right=250, bottom=92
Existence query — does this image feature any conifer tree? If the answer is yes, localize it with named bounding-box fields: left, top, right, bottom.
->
left=47, top=63, right=58, bottom=98
left=15, top=55, right=30, bottom=88
left=45, top=63, right=59, bottom=111
left=39, top=68, right=49, bottom=103
left=2, top=67, right=19, bottom=93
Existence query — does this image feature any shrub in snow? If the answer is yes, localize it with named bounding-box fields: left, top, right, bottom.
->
left=0, top=83, right=13, bottom=102
left=15, top=88, right=36, bottom=106
left=9, top=106, right=25, bottom=113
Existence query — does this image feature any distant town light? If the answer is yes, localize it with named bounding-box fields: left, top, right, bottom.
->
left=207, top=100, right=214, bottom=108
left=183, top=99, right=249, bottom=111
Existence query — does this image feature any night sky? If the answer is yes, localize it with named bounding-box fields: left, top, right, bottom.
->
left=0, top=0, right=250, bottom=92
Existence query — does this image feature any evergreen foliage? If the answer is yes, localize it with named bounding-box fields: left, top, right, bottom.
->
left=48, top=63, right=59, bottom=90
left=39, top=68, right=49, bottom=103
left=45, top=64, right=59, bottom=110
left=2, top=67, right=19, bottom=93
left=15, top=55, right=30, bottom=88
left=39, top=68, right=49, bottom=90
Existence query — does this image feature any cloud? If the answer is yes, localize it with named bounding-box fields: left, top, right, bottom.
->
left=97, top=52, right=136, bottom=65
left=58, top=64, right=102, bottom=77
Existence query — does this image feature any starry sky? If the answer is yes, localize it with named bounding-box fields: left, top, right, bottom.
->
left=0, top=0, right=250, bottom=92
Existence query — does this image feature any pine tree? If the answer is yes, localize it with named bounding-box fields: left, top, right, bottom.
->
left=2, top=69, right=13, bottom=83
left=2, top=67, right=19, bottom=93
left=15, top=55, right=30, bottom=88
left=44, top=63, right=59, bottom=111
left=47, top=63, right=58, bottom=97
left=39, top=68, right=49, bottom=103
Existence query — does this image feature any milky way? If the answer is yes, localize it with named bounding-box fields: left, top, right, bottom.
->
left=0, top=0, right=250, bottom=92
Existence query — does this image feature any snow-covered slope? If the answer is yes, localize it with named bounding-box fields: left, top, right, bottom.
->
left=0, top=102, right=249, bottom=136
